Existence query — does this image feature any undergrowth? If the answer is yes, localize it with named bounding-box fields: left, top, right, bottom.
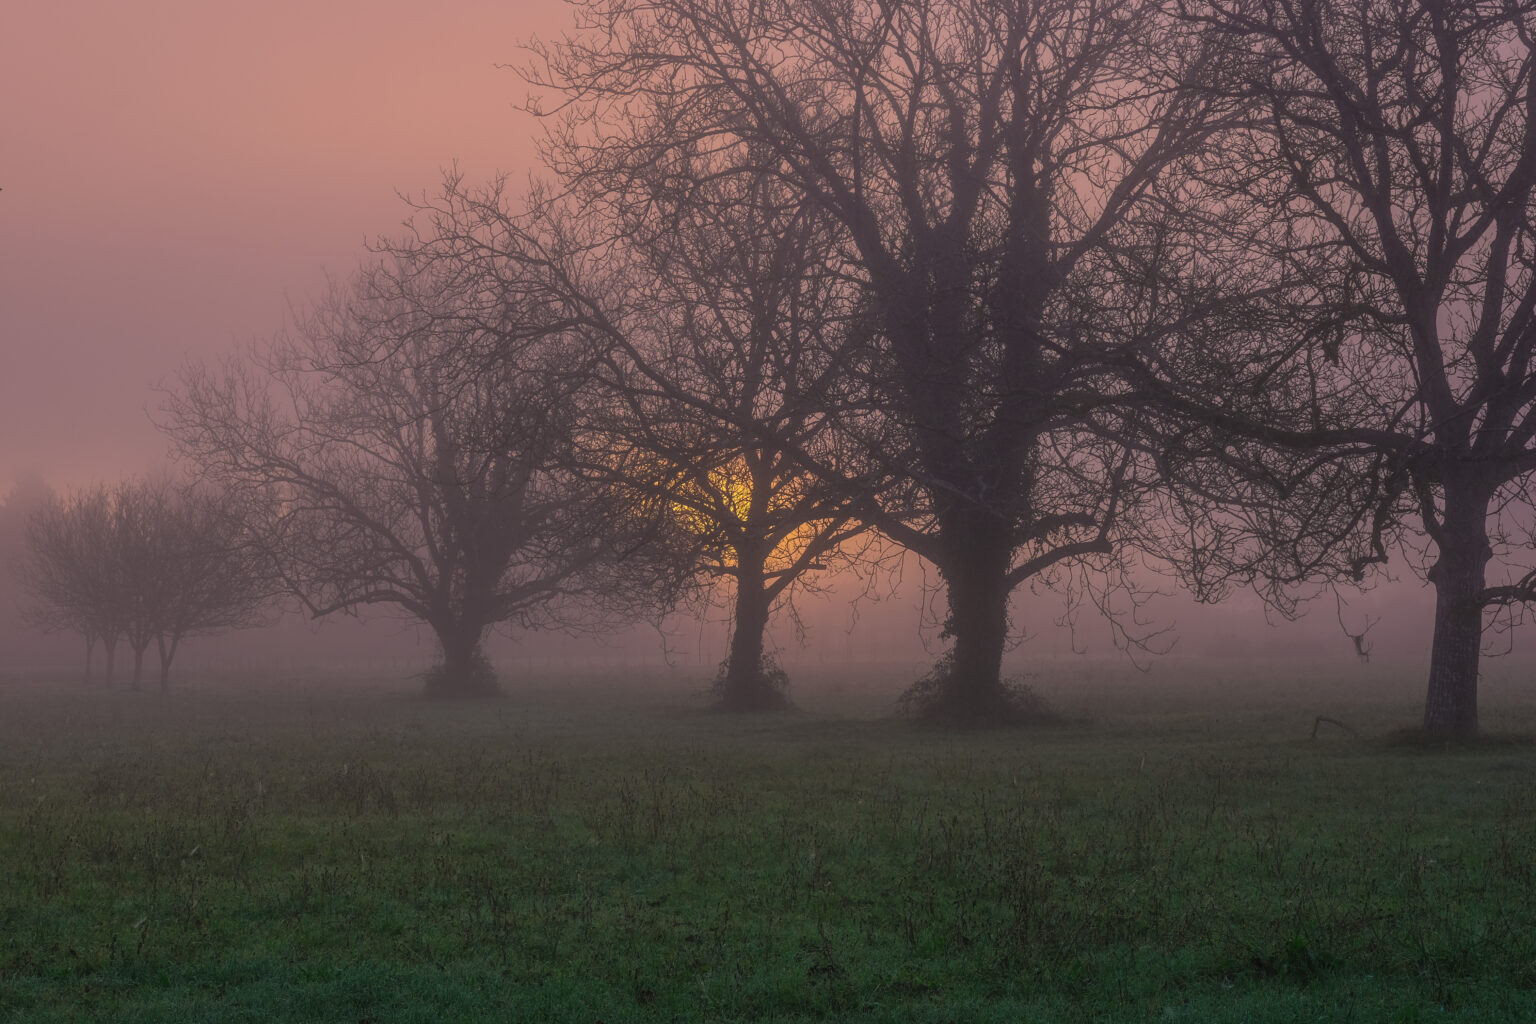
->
left=421, top=648, right=499, bottom=699
left=708, top=653, right=793, bottom=712
left=896, top=652, right=1058, bottom=727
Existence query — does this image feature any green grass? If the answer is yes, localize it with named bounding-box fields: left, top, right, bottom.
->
left=2, top=662, right=1535, bottom=1022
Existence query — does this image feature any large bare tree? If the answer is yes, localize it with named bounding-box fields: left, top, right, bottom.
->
left=1169, top=0, right=1536, bottom=736
left=527, top=0, right=1219, bottom=722
left=163, top=197, right=679, bottom=697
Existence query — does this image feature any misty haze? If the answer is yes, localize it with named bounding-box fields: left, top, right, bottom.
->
left=4, top=0, right=1536, bottom=1020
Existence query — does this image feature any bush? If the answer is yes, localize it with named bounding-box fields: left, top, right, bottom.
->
left=422, top=648, right=499, bottom=699
left=896, top=652, right=1057, bottom=727
left=708, top=653, right=793, bottom=712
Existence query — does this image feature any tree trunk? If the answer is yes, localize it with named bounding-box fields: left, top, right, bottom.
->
left=103, top=636, right=118, bottom=686
left=156, top=631, right=181, bottom=694
left=939, top=559, right=1012, bottom=723
left=425, top=620, right=497, bottom=698
left=911, top=516, right=1017, bottom=725
left=715, top=549, right=787, bottom=711
left=83, top=633, right=96, bottom=684
left=130, top=642, right=148, bottom=691
left=1423, top=505, right=1490, bottom=736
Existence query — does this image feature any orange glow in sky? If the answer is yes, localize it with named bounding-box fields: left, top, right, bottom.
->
left=668, top=455, right=836, bottom=574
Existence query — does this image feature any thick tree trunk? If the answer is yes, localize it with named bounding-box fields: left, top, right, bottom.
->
left=935, top=557, right=1012, bottom=723
left=1423, top=514, right=1490, bottom=736
left=425, top=620, right=497, bottom=698
left=910, top=516, right=1018, bottom=725
left=103, top=636, right=118, bottom=686
left=83, top=634, right=96, bottom=684
left=715, top=551, right=787, bottom=711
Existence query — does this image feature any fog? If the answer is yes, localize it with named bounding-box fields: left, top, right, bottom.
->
left=0, top=473, right=1493, bottom=680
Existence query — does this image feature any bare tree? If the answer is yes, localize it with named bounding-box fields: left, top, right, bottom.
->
left=0, top=474, right=58, bottom=670
left=162, top=196, right=680, bottom=698
left=145, top=483, right=272, bottom=691
left=563, top=172, right=876, bottom=711
left=17, top=485, right=122, bottom=682
left=18, top=478, right=268, bottom=689
left=1170, top=0, right=1536, bottom=735
left=373, top=173, right=885, bottom=711
left=527, top=0, right=1219, bottom=722
left=112, top=479, right=165, bottom=689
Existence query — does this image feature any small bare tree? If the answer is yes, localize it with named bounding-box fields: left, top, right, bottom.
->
left=144, top=482, right=273, bottom=691
left=17, top=485, right=122, bottom=682
left=19, top=478, right=268, bottom=689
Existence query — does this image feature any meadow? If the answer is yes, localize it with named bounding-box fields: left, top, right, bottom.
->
left=2, top=661, right=1535, bottom=1022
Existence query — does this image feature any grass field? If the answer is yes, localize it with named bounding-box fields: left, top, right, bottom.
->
left=2, top=661, right=1535, bottom=1022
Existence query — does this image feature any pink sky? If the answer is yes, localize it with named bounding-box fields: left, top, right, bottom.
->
left=1, top=0, right=570, bottom=491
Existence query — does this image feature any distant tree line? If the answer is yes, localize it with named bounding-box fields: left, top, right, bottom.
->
left=17, top=479, right=268, bottom=690
left=19, top=0, right=1534, bottom=738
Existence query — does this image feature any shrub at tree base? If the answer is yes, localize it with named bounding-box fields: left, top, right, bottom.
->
left=897, top=653, right=1057, bottom=728
left=422, top=649, right=499, bottom=700
left=708, top=654, right=792, bottom=713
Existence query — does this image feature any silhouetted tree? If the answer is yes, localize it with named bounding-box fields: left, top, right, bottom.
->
left=556, top=172, right=876, bottom=711
left=378, top=174, right=883, bottom=711
left=18, top=478, right=267, bottom=689
left=163, top=195, right=681, bottom=698
left=142, top=482, right=272, bottom=691
left=527, top=0, right=1220, bottom=723
left=1169, top=0, right=1536, bottom=736
left=0, top=474, right=57, bottom=671
left=17, top=484, right=121, bottom=682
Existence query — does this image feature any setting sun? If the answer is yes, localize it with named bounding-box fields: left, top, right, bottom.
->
left=666, top=455, right=836, bottom=574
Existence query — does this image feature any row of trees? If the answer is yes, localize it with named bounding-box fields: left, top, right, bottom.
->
left=71, top=0, right=1527, bottom=737
left=159, top=170, right=868, bottom=706
left=518, top=0, right=1536, bottom=737
left=18, top=480, right=268, bottom=690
